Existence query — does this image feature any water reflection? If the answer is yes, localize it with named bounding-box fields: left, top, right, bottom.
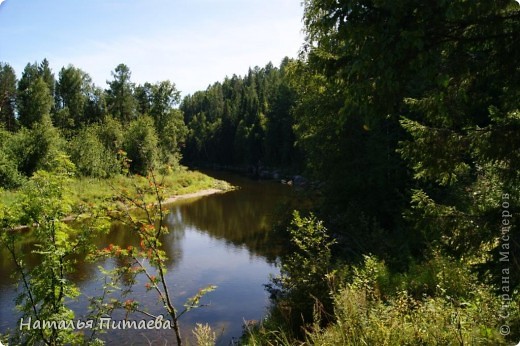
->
left=170, top=182, right=288, bottom=263
left=0, top=172, right=292, bottom=345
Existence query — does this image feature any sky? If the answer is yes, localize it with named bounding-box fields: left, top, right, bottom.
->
left=0, top=0, right=305, bottom=96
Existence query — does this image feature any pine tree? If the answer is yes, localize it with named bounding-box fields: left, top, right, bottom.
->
left=106, top=63, right=137, bottom=123
left=0, top=63, right=17, bottom=131
left=17, top=62, right=54, bottom=128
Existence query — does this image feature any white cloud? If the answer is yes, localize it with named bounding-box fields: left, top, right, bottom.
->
left=4, top=0, right=304, bottom=96
left=49, top=13, right=303, bottom=96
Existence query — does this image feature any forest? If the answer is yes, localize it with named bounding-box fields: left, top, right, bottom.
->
left=0, top=61, right=186, bottom=183
left=1, top=0, right=519, bottom=345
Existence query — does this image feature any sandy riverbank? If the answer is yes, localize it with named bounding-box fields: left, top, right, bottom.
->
left=11, top=188, right=230, bottom=231
left=162, top=188, right=227, bottom=204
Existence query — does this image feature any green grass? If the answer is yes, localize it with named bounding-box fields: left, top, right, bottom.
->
left=243, top=254, right=519, bottom=346
left=0, top=188, right=18, bottom=206
left=0, top=167, right=232, bottom=210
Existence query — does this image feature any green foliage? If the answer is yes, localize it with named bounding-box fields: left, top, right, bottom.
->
left=16, top=61, right=55, bottom=128
left=0, top=156, right=107, bottom=345
left=306, top=255, right=514, bottom=346
left=156, top=109, right=188, bottom=167
left=96, top=115, right=124, bottom=152
left=263, top=59, right=298, bottom=166
left=68, top=124, right=122, bottom=178
left=18, top=77, right=53, bottom=128
left=181, top=60, right=299, bottom=167
left=291, top=0, right=519, bottom=271
left=55, top=64, right=93, bottom=130
left=395, top=0, right=520, bottom=261
left=0, top=57, right=204, bottom=182
left=123, top=116, right=159, bottom=175
left=250, top=253, right=517, bottom=345
left=9, top=115, right=66, bottom=177
left=266, top=211, right=336, bottom=337
left=0, top=127, right=24, bottom=188
left=0, top=148, right=23, bottom=188
left=106, top=63, right=137, bottom=123
left=0, top=62, right=18, bottom=131
left=300, top=0, right=429, bottom=213
left=291, top=1, right=520, bottom=324
left=38, top=59, right=56, bottom=102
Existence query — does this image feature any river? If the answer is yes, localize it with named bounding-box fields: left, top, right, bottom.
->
left=0, top=172, right=293, bottom=345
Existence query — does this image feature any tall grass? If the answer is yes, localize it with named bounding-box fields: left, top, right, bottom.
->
left=245, top=254, right=519, bottom=345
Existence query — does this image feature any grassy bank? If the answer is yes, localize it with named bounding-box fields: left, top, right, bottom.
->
left=0, top=167, right=232, bottom=211
left=239, top=212, right=519, bottom=346
left=243, top=254, right=519, bottom=345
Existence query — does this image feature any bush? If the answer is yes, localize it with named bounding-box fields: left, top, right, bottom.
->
left=123, top=116, right=159, bottom=175
left=0, top=149, right=23, bottom=188
left=97, top=115, right=124, bottom=152
left=307, top=255, right=514, bottom=346
left=0, top=128, right=24, bottom=188
left=9, top=115, right=65, bottom=176
left=248, top=252, right=518, bottom=345
left=265, top=211, right=336, bottom=337
left=68, top=125, right=121, bottom=178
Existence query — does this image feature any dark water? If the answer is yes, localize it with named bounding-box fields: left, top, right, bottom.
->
left=0, top=172, right=292, bottom=345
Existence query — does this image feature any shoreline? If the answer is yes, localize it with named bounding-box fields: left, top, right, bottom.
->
left=11, top=187, right=230, bottom=231
left=162, top=188, right=227, bottom=204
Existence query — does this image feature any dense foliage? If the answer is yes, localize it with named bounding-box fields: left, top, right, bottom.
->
left=245, top=0, right=520, bottom=344
left=0, top=156, right=107, bottom=345
left=0, top=62, right=187, bottom=181
left=1, top=0, right=519, bottom=344
left=180, top=59, right=300, bottom=169
left=299, top=0, right=519, bottom=260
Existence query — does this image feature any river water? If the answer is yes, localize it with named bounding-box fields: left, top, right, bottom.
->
left=0, top=172, right=293, bottom=345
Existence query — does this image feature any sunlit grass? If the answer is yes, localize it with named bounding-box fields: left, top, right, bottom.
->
left=0, top=167, right=232, bottom=210
left=0, top=188, right=18, bottom=206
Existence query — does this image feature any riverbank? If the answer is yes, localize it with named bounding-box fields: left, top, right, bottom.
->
left=0, top=168, right=233, bottom=211
left=0, top=170, right=289, bottom=346
left=162, top=188, right=227, bottom=204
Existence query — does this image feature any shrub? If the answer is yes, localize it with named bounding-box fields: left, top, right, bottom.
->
left=123, top=116, right=159, bottom=175
left=0, top=149, right=23, bottom=188
left=307, top=255, right=513, bottom=346
left=0, top=156, right=106, bottom=345
left=97, top=115, right=123, bottom=152
left=68, top=125, right=121, bottom=177
left=0, top=127, right=23, bottom=188
left=265, top=211, right=336, bottom=337
left=9, top=115, right=65, bottom=176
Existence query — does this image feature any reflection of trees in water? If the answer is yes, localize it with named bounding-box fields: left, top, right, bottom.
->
left=0, top=230, right=101, bottom=285
left=162, top=207, right=186, bottom=265
left=0, top=220, right=186, bottom=286
left=170, top=182, right=291, bottom=262
left=0, top=236, right=38, bottom=286
left=100, top=221, right=185, bottom=271
left=0, top=180, right=290, bottom=286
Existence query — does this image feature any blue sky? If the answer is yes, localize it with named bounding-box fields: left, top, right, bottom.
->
left=0, top=0, right=304, bottom=96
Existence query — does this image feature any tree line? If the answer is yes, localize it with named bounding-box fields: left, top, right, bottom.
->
left=1, top=0, right=519, bottom=342
left=0, top=61, right=187, bottom=186
left=261, top=0, right=518, bottom=343
left=180, top=58, right=300, bottom=170
left=2, top=0, right=517, bottom=290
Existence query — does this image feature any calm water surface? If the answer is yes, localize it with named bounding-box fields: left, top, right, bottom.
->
left=0, top=172, right=292, bottom=345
